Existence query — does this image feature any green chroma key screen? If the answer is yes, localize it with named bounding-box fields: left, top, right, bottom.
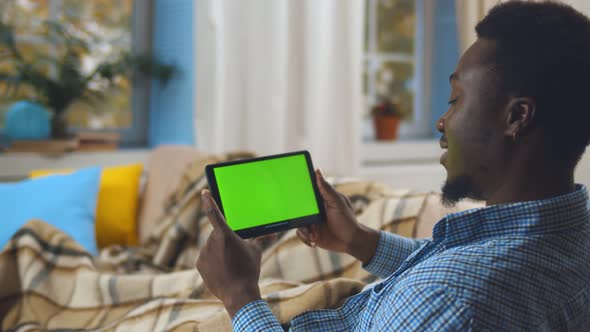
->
left=213, top=154, right=319, bottom=231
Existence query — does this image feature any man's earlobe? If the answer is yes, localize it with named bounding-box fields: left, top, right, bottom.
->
left=504, top=97, right=536, bottom=138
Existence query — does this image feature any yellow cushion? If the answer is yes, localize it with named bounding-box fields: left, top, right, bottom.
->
left=30, top=163, right=143, bottom=248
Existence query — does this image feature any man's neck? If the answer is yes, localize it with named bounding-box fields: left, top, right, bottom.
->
left=485, top=161, right=575, bottom=206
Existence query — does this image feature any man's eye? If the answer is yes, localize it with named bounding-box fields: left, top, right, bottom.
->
left=448, top=98, right=458, bottom=105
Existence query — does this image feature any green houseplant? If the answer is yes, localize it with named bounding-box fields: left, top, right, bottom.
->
left=370, top=96, right=406, bottom=141
left=0, top=20, right=176, bottom=138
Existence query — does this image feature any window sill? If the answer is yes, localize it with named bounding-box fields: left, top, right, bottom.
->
left=360, top=139, right=445, bottom=192
left=359, top=140, right=590, bottom=193
left=361, top=139, right=441, bottom=165
left=0, top=149, right=150, bottom=181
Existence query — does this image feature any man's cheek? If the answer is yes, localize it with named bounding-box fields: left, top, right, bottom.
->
left=447, top=131, right=466, bottom=175
left=448, top=149, right=465, bottom=177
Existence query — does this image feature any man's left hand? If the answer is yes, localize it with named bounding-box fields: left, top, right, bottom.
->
left=196, top=190, right=262, bottom=318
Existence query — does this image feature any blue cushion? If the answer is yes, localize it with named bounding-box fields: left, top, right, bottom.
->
left=0, top=167, right=101, bottom=254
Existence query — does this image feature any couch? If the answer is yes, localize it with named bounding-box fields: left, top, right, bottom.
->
left=0, top=145, right=483, bottom=331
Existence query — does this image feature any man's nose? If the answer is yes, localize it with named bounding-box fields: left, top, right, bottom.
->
left=436, top=117, right=445, bottom=133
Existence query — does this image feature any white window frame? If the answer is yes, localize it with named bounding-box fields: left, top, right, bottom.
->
left=363, top=0, right=434, bottom=141
left=0, top=0, right=152, bottom=146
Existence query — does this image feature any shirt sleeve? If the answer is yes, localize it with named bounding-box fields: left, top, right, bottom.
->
left=363, top=231, right=430, bottom=279
left=232, top=300, right=285, bottom=332
left=373, top=285, right=473, bottom=331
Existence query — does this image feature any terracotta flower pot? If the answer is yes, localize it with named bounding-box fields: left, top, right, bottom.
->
left=373, top=115, right=401, bottom=141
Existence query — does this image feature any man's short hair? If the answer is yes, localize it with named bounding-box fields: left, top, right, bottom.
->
left=476, top=1, right=590, bottom=166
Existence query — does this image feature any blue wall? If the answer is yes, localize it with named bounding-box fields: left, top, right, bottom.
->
left=149, top=0, right=195, bottom=147
left=430, top=0, right=460, bottom=136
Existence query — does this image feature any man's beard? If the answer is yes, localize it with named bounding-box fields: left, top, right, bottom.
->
left=441, top=175, right=484, bottom=208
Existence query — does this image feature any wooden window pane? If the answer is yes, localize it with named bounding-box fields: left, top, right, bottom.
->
left=0, top=0, right=134, bottom=130
left=377, top=0, right=415, bottom=54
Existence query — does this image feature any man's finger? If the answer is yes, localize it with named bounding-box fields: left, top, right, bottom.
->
left=246, top=237, right=265, bottom=251
left=296, top=229, right=314, bottom=247
left=298, top=226, right=309, bottom=238
left=340, top=194, right=353, bottom=209
left=297, top=228, right=309, bottom=241
left=308, top=224, right=319, bottom=242
left=315, top=169, right=341, bottom=203
left=202, top=190, right=231, bottom=233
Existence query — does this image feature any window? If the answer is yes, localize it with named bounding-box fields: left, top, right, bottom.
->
left=0, top=0, right=150, bottom=145
left=363, top=0, right=433, bottom=141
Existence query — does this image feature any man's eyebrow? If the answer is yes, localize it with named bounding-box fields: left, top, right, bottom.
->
left=449, top=72, right=459, bottom=83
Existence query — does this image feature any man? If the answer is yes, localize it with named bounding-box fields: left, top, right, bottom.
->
left=196, top=1, right=590, bottom=330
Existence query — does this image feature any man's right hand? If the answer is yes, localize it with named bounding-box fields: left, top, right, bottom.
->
left=297, top=169, right=381, bottom=265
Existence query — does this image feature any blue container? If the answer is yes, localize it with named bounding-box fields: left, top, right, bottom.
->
left=5, top=101, right=51, bottom=140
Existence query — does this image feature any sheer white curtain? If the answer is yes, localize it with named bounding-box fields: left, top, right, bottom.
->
left=564, top=0, right=590, bottom=16
left=455, top=0, right=590, bottom=54
left=195, top=0, right=364, bottom=176
left=455, top=0, right=502, bottom=54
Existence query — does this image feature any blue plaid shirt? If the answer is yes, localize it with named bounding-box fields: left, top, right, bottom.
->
left=233, top=185, right=590, bottom=331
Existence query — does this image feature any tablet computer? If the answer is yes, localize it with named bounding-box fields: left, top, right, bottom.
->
left=205, top=150, right=326, bottom=238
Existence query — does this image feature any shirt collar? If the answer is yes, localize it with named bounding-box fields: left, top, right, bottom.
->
left=432, top=184, right=590, bottom=248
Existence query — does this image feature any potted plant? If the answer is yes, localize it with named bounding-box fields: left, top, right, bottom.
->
left=370, top=96, right=406, bottom=141
left=0, top=20, right=176, bottom=138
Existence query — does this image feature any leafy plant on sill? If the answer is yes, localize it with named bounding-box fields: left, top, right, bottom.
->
left=0, top=20, right=176, bottom=138
left=369, top=95, right=408, bottom=119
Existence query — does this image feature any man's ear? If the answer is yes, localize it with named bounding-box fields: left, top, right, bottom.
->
left=504, top=97, right=536, bottom=138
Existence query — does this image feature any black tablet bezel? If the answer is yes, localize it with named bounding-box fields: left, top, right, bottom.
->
left=205, top=150, right=326, bottom=239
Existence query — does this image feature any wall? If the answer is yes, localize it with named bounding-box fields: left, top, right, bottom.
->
left=149, top=0, right=195, bottom=147
left=430, top=0, right=460, bottom=136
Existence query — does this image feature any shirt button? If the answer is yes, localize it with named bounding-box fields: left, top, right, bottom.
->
left=372, top=283, right=384, bottom=293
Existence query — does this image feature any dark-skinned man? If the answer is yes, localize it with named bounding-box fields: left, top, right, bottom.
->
left=197, top=1, right=590, bottom=330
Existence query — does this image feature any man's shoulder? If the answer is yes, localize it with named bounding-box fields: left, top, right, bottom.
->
left=396, top=239, right=515, bottom=294
left=392, top=235, right=590, bottom=329
left=405, top=234, right=590, bottom=291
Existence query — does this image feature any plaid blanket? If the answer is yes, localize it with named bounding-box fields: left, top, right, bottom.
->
left=0, top=153, right=431, bottom=331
